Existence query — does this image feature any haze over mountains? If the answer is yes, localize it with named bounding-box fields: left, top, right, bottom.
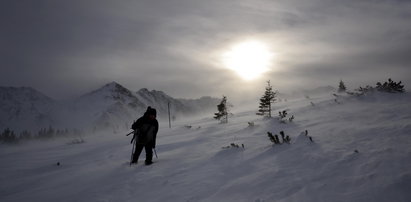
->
left=0, top=82, right=220, bottom=133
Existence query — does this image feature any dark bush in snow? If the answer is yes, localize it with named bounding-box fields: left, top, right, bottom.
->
left=222, top=143, right=244, bottom=149
left=278, top=110, right=294, bottom=123
left=349, top=78, right=405, bottom=96
left=376, top=78, right=405, bottom=93
left=214, top=95, right=229, bottom=123
left=267, top=131, right=291, bottom=145
left=338, top=80, right=347, bottom=92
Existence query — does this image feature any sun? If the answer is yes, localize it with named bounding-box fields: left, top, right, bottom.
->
left=222, top=40, right=273, bottom=80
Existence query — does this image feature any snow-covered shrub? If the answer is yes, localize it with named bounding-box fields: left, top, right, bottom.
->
left=279, top=110, right=287, bottom=119
left=303, top=130, right=313, bottom=142
left=349, top=78, right=405, bottom=96
left=376, top=78, right=405, bottom=93
left=278, top=110, right=294, bottom=123
left=267, top=132, right=279, bottom=144
left=338, top=80, right=347, bottom=92
left=267, top=131, right=291, bottom=145
left=294, top=130, right=315, bottom=146
left=214, top=95, right=229, bottom=123
left=222, top=143, right=244, bottom=149
left=357, top=85, right=375, bottom=95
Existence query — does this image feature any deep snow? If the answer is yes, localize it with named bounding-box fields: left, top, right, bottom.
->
left=1, top=92, right=411, bottom=202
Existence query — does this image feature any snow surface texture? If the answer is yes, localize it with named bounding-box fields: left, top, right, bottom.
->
left=1, top=92, right=411, bottom=202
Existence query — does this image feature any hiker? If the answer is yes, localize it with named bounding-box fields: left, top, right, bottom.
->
left=131, top=106, right=159, bottom=165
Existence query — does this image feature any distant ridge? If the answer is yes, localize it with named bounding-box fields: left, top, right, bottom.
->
left=0, top=82, right=220, bottom=133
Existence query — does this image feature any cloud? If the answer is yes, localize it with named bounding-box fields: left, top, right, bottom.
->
left=1, top=0, right=410, bottom=102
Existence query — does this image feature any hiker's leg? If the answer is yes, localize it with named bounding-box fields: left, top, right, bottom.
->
left=144, top=144, right=153, bottom=163
left=132, top=144, right=144, bottom=163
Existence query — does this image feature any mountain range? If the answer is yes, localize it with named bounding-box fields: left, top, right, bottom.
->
left=0, top=82, right=220, bottom=133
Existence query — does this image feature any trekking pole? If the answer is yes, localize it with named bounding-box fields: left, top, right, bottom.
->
left=153, top=148, right=158, bottom=159
left=126, top=130, right=134, bottom=136
left=130, top=134, right=136, bottom=166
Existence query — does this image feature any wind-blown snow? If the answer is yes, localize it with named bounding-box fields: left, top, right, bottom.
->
left=0, top=82, right=219, bottom=133
left=1, top=92, right=410, bottom=202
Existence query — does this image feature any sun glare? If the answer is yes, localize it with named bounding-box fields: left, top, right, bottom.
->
left=222, top=40, right=273, bottom=80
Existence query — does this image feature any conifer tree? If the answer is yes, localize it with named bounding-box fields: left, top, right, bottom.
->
left=338, top=80, right=347, bottom=92
left=257, top=80, right=277, bottom=117
left=214, top=95, right=229, bottom=123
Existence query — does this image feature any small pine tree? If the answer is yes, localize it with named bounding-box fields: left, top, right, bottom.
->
left=214, top=95, right=229, bottom=123
left=257, top=80, right=277, bottom=117
left=338, top=80, right=347, bottom=92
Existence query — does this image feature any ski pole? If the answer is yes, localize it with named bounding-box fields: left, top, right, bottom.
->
left=130, top=135, right=136, bottom=166
left=126, top=130, right=134, bottom=136
left=153, top=148, right=158, bottom=159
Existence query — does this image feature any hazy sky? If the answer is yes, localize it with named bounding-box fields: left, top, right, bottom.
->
left=1, top=0, right=411, bottom=103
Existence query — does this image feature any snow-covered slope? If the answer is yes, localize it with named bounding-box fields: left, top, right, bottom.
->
left=68, top=82, right=219, bottom=131
left=0, top=87, right=55, bottom=131
left=67, top=82, right=147, bottom=131
left=137, top=88, right=191, bottom=118
left=1, top=92, right=410, bottom=202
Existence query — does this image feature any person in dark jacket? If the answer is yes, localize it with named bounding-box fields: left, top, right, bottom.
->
left=131, top=106, right=159, bottom=165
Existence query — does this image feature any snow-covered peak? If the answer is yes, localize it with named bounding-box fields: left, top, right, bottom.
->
left=136, top=88, right=173, bottom=103
left=137, top=88, right=149, bottom=94
left=82, top=82, right=134, bottom=101
left=137, top=88, right=171, bottom=98
left=73, top=82, right=139, bottom=110
left=102, top=81, right=127, bottom=92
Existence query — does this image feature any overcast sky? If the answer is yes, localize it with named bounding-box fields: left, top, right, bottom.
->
left=1, top=0, right=411, bottom=103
